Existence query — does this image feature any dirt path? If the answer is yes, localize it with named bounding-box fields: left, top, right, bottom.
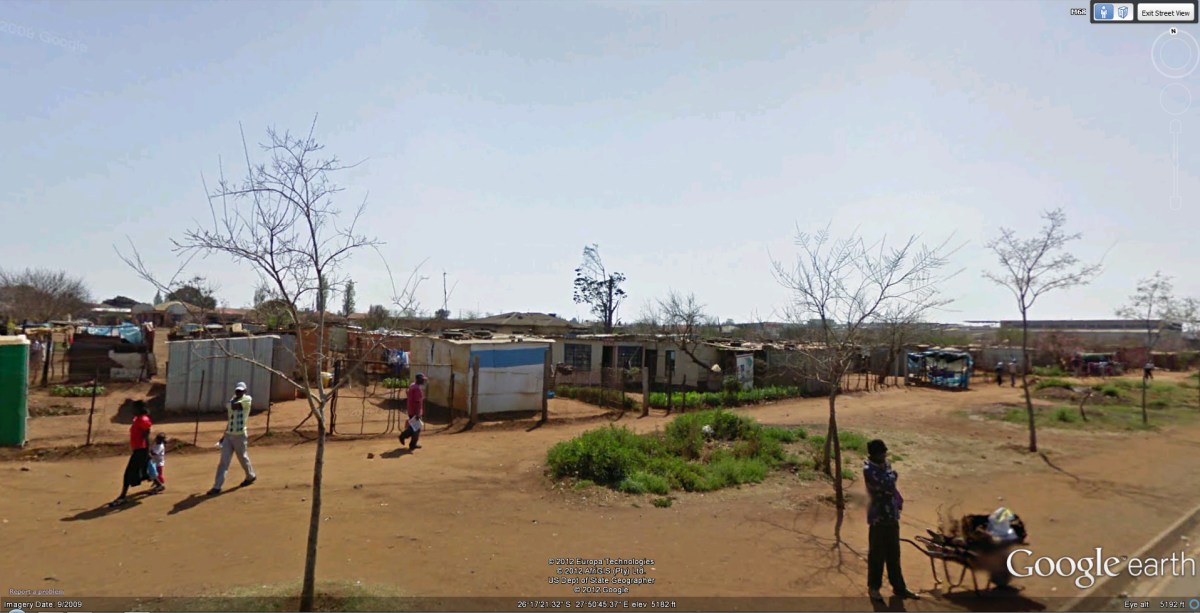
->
left=4, top=375, right=1200, bottom=611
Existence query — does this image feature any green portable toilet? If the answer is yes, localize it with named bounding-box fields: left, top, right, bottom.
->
left=0, top=335, right=30, bottom=447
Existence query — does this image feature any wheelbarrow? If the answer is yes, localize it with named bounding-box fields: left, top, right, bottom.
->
left=901, top=512, right=1028, bottom=595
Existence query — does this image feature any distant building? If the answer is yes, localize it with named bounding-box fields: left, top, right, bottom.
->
left=460, top=312, right=588, bottom=336
left=997, top=319, right=1185, bottom=351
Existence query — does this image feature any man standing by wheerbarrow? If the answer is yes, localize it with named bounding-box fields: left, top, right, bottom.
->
left=398, top=373, right=426, bottom=450
left=864, top=439, right=921, bottom=603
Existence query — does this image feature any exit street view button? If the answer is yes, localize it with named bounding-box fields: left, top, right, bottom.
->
left=1138, top=2, right=1198, bottom=21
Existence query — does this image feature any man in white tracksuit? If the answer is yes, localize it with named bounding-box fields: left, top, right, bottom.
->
left=208, top=381, right=257, bottom=495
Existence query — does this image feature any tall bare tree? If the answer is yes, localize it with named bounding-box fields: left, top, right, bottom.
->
left=118, top=118, right=420, bottom=612
left=573, top=244, right=626, bottom=333
left=873, top=306, right=927, bottom=388
left=1116, top=271, right=1186, bottom=424
left=984, top=209, right=1101, bottom=452
left=656, top=290, right=718, bottom=372
left=0, top=268, right=92, bottom=322
left=772, top=225, right=954, bottom=545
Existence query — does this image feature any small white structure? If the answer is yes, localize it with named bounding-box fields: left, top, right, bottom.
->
left=409, top=336, right=553, bottom=415
left=164, top=335, right=297, bottom=413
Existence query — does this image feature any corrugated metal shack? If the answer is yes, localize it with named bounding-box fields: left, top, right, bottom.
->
left=164, top=335, right=298, bottom=413
left=409, top=335, right=553, bottom=415
left=67, top=323, right=155, bottom=382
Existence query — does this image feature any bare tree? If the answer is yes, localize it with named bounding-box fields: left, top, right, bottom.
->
left=117, top=118, right=420, bottom=612
left=1116, top=271, right=1186, bottom=424
left=984, top=209, right=1101, bottom=452
left=772, top=225, right=954, bottom=545
left=0, top=268, right=92, bottom=322
left=872, top=306, right=925, bottom=388
left=657, top=290, right=718, bottom=372
left=573, top=244, right=627, bottom=333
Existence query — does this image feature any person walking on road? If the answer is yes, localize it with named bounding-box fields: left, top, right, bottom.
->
left=109, top=401, right=153, bottom=507
left=398, top=373, right=426, bottom=450
left=994, top=361, right=1004, bottom=386
left=208, top=382, right=257, bottom=495
left=1008, top=360, right=1018, bottom=387
left=864, top=439, right=920, bottom=602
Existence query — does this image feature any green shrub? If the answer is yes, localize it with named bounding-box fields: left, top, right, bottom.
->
left=651, top=497, right=673, bottom=508
left=646, top=386, right=805, bottom=409
left=618, top=471, right=670, bottom=495
left=546, top=426, right=650, bottom=485
left=381, top=378, right=408, bottom=389
left=555, top=386, right=636, bottom=410
left=1052, top=407, right=1079, bottom=423
left=50, top=385, right=104, bottom=397
left=1092, top=383, right=1123, bottom=398
left=1033, top=366, right=1069, bottom=377
left=763, top=426, right=806, bottom=443
left=808, top=431, right=870, bottom=454
left=1036, top=378, right=1074, bottom=391
left=546, top=409, right=819, bottom=496
left=1149, top=399, right=1170, bottom=410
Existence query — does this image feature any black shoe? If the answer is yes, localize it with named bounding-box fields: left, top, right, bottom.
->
left=240, top=477, right=256, bottom=487
left=207, top=488, right=221, bottom=496
left=107, top=498, right=127, bottom=508
left=410, top=444, right=422, bottom=450
left=895, top=589, right=920, bottom=600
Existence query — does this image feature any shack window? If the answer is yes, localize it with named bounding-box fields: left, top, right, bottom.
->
left=564, top=343, right=592, bottom=371
left=617, top=345, right=643, bottom=368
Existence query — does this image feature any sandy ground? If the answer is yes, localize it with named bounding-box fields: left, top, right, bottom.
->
left=4, top=372, right=1200, bottom=612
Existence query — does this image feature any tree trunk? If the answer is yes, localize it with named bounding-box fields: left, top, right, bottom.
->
left=299, top=413, right=326, bottom=612
left=1022, top=315, right=1038, bottom=452
left=821, top=389, right=837, bottom=476
left=829, top=393, right=845, bottom=545
left=1142, top=378, right=1149, bottom=425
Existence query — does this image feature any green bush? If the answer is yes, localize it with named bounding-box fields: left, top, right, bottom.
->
left=546, top=426, right=650, bottom=485
left=555, top=386, right=636, bottom=410
left=651, top=497, right=673, bottom=508
left=1035, top=378, right=1074, bottom=391
left=808, top=431, right=870, bottom=454
left=1149, top=399, right=1170, bottom=410
left=618, top=471, right=671, bottom=495
left=546, top=409, right=824, bottom=495
left=1092, top=383, right=1123, bottom=398
left=381, top=378, right=409, bottom=389
left=1052, top=407, right=1080, bottom=423
left=50, top=385, right=104, bottom=397
left=647, top=386, right=805, bottom=410
left=1034, top=366, right=1069, bottom=377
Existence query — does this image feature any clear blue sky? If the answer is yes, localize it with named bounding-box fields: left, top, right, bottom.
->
left=2, top=0, right=1197, bottom=324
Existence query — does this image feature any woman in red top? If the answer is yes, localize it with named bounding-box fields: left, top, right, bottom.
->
left=109, top=401, right=153, bottom=507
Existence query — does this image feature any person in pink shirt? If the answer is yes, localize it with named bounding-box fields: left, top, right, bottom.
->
left=398, top=373, right=426, bottom=450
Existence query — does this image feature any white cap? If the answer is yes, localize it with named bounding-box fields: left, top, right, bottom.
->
left=235, top=382, right=247, bottom=391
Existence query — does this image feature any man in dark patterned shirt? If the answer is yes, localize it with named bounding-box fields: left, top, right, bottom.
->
left=864, top=439, right=919, bottom=602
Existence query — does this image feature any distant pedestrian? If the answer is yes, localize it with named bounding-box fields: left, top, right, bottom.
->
left=208, top=382, right=257, bottom=495
left=28, top=339, right=44, bottom=385
left=109, top=401, right=153, bottom=507
left=994, top=362, right=1004, bottom=386
left=864, top=439, right=919, bottom=602
left=1143, top=362, right=1155, bottom=380
left=1008, top=360, right=1017, bottom=387
left=398, top=373, right=426, bottom=450
left=149, top=433, right=167, bottom=492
